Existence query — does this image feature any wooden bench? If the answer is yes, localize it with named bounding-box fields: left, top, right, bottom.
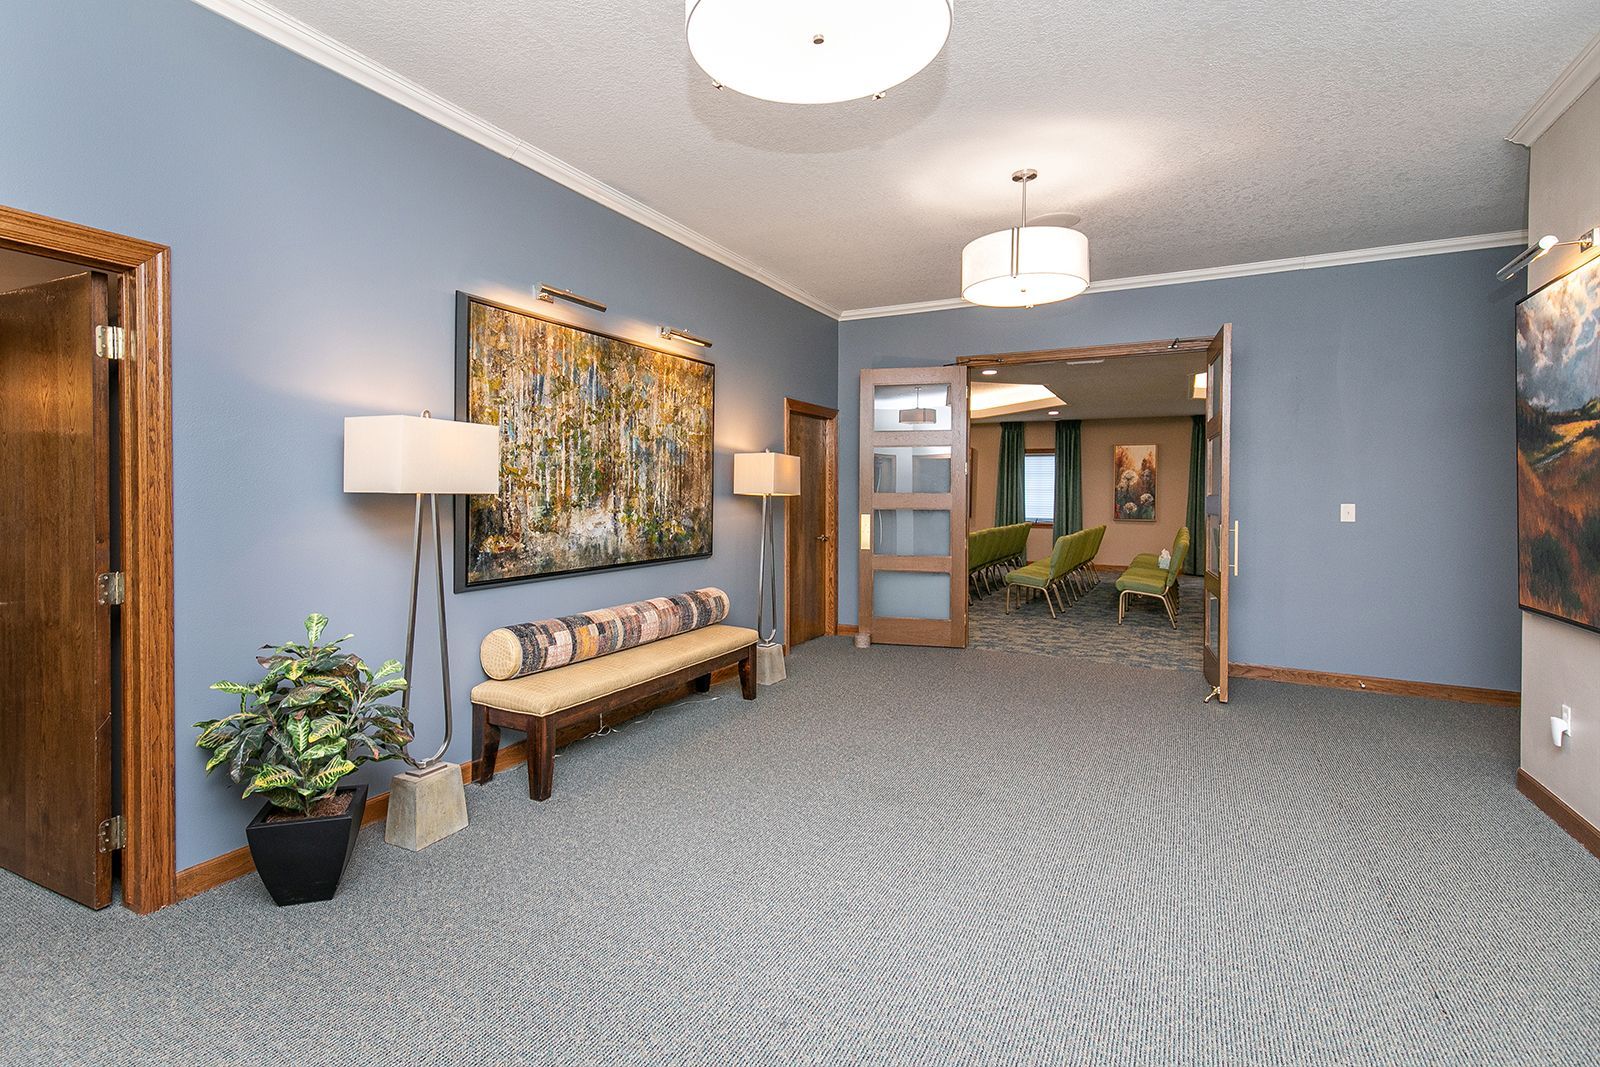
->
left=471, top=624, right=759, bottom=801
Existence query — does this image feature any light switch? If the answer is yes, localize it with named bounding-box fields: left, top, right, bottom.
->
left=1340, top=503, right=1356, bottom=523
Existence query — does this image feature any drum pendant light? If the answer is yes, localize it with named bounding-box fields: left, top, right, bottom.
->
left=961, top=169, right=1091, bottom=308
left=685, top=0, right=954, bottom=105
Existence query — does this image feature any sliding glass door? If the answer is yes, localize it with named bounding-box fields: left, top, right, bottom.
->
left=857, top=366, right=969, bottom=647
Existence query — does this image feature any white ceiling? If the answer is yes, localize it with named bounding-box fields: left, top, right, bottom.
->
left=972, top=353, right=1207, bottom=422
left=231, top=0, right=1596, bottom=314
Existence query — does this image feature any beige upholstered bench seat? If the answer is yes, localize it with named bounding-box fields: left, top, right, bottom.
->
left=472, top=623, right=760, bottom=801
left=471, top=624, right=759, bottom=717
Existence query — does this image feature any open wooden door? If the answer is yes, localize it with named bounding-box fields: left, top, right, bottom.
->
left=1202, top=324, right=1233, bottom=703
left=857, top=366, right=968, bottom=647
left=0, top=273, right=116, bottom=908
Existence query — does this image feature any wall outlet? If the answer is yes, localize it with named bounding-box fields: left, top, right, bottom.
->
left=1340, top=503, right=1356, bottom=523
left=1552, top=704, right=1573, bottom=748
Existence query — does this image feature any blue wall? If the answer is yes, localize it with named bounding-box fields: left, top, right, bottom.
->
left=0, top=0, right=837, bottom=868
left=840, top=248, right=1524, bottom=691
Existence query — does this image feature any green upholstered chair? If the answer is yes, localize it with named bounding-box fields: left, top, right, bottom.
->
left=1004, top=531, right=1080, bottom=618
left=1115, top=527, right=1190, bottom=628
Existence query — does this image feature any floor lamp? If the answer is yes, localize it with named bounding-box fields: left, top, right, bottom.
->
left=344, top=411, right=500, bottom=850
left=733, top=450, right=800, bottom=685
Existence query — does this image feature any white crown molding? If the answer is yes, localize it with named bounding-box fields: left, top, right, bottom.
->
left=187, top=0, right=841, bottom=318
left=838, top=230, right=1529, bottom=322
left=1506, top=31, right=1600, bottom=147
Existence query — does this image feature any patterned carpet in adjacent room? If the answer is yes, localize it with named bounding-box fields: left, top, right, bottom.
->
left=2, top=638, right=1597, bottom=1065
left=969, top=571, right=1203, bottom=670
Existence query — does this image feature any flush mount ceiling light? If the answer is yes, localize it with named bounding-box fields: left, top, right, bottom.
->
left=685, top=0, right=953, bottom=104
left=962, top=169, right=1090, bottom=309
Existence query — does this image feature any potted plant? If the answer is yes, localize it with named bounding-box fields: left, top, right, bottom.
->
left=194, top=613, right=412, bottom=906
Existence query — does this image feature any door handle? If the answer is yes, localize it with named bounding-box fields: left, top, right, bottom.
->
left=1231, top=520, right=1239, bottom=576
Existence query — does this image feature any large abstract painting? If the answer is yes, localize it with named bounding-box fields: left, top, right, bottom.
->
left=454, top=293, right=714, bottom=589
left=1516, top=255, right=1600, bottom=633
left=1113, top=444, right=1157, bottom=522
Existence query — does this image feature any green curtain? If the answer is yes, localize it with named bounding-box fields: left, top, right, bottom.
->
left=1053, top=419, right=1082, bottom=536
left=1186, top=414, right=1205, bottom=575
left=995, top=422, right=1026, bottom=525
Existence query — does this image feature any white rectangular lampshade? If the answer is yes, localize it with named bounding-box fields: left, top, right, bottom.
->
left=343, top=415, right=501, bottom=495
left=733, top=451, right=801, bottom=497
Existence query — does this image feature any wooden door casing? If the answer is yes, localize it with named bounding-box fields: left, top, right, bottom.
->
left=0, top=272, right=115, bottom=908
left=1202, top=324, right=1232, bottom=703
left=784, top=398, right=838, bottom=649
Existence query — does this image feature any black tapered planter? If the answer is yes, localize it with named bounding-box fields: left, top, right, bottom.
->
left=244, top=784, right=368, bottom=906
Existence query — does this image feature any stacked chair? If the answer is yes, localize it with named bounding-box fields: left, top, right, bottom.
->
left=967, top=523, right=1031, bottom=599
left=1115, top=526, right=1190, bottom=628
left=1002, top=525, right=1106, bottom=618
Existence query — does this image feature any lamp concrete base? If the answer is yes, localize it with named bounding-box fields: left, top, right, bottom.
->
left=384, top=763, right=467, bottom=851
left=756, top=641, right=787, bottom=686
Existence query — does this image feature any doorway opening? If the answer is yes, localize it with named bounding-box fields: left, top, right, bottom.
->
left=0, top=206, right=175, bottom=912
left=856, top=330, right=1232, bottom=702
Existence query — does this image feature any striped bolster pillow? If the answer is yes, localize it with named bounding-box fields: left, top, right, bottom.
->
left=479, top=587, right=731, bottom=681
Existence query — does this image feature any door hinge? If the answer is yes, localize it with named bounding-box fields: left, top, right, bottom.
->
left=98, top=815, right=126, bottom=853
left=96, top=571, right=126, bottom=606
left=95, top=324, right=126, bottom=361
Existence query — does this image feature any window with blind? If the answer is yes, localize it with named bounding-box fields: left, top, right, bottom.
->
left=1023, top=452, right=1054, bottom=524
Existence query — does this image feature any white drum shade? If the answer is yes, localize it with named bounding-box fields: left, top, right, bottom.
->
left=961, top=226, right=1091, bottom=308
left=685, top=0, right=953, bottom=104
left=343, top=415, right=500, bottom=495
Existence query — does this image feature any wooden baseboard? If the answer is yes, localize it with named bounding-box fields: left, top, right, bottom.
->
left=836, top=624, right=859, bottom=636
left=175, top=738, right=529, bottom=901
left=1231, top=662, right=1520, bottom=708
left=1517, top=768, right=1600, bottom=859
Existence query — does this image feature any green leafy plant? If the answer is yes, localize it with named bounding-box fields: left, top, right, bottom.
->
left=194, top=613, right=413, bottom=815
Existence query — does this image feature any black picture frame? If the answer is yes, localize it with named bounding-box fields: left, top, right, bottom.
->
left=453, top=291, right=715, bottom=592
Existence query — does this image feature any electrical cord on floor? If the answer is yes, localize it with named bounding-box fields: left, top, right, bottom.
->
left=554, top=695, right=721, bottom=756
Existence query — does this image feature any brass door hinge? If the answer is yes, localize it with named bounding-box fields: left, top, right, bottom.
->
left=98, top=815, right=125, bottom=853
left=95, top=325, right=126, bottom=361
left=96, top=571, right=126, bottom=606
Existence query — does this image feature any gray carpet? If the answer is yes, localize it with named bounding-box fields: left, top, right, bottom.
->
left=969, top=573, right=1203, bottom=670
left=3, top=639, right=1598, bottom=1065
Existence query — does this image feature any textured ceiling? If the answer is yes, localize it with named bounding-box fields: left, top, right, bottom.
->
left=258, top=0, right=1595, bottom=312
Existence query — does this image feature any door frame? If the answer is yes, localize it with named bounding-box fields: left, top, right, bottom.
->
left=782, top=397, right=839, bottom=651
left=958, top=331, right=1230, bottom=694
left=0, top=204, right=176, bottom=913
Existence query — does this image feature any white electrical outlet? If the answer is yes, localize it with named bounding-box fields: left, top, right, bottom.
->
left=1552, top=704, right=1573, bottom=748
left=1340, top=503, right=1356, bottom=523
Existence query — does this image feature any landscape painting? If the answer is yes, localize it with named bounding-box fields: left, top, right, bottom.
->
left=1113, top=444, right=1157, bottom=522
left=455, top=293, right=714, bottom=589
left=1516, top=255, right=1600, bottom=633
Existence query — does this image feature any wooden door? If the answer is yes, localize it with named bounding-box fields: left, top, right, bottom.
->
left=1202, top=324, right=1233, bottom=703
left=0, top=273, right=115, bottom=908
left=784, top=399, right=838, bottom=649
left=857, top=366, right=969, bottom=647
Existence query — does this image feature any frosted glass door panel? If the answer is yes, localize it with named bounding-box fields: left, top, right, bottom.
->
left=873, top=510, right=951, bottom=556
left=873, top=572, right=952, bottom=620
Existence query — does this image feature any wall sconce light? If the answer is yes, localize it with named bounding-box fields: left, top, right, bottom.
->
left=536, top=283, right=607, bottom=312
left=1495, top=228, right=1598, bottom=281
left=659, top=326, right=714, bottom=348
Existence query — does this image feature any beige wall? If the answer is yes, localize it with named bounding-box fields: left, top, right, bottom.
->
left=1521, top=75, right=1600, bottom=831
left=971, top=416, right=1195, bottom=566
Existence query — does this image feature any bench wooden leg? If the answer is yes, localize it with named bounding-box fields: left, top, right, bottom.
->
left=474, top=705, right=499, bottom=785
left=529, top=719, right=553, bottom=802
left=739, top=646, right=757, bottom=700
left=693, top=672, right=712, bottom=693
